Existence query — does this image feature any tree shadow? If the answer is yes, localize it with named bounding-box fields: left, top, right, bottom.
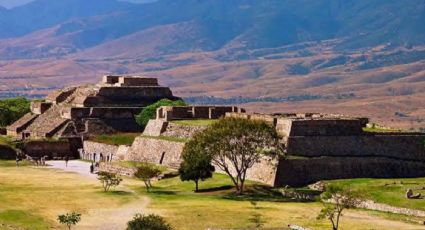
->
left=221, top=185, right=318, bottom=203
left=148, top=190, right=177, bottom=195
left=196, top=185, right=234, bottom=193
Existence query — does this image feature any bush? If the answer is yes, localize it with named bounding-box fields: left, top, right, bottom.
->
left=134, top=163, right=162, bottom=191
left=97, top=171, right=123, bottom=192
left=135, top=99, right=186, bottom=127
left=58, top=211, right=81, bottom=230
left=127, top=214, right=173, bottom=230
left=0, top=97, right=31, bottom=127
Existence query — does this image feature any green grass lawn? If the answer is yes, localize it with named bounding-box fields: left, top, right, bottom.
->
left=1, top=160, right=424, bottom=229
left=326, top=177, right=425, bottom=211
left=141, top=135, right=189, bottom=143
left=171, top=119, right=217, bottom=126
left=91, top=133, right=141, bottom=145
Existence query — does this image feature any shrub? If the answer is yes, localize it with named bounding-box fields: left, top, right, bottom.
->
left=127, top=214, right=173, bottom=230
left=97, top=171, right=123, bottom=192
left=135, top=99, right=186, bottom=127
left=134, top=163, right=162, bottom=191
left=58, top=211, right=81, bottom=230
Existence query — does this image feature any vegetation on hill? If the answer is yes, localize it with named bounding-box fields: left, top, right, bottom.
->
left=135, top=99, right=186, bottom=127
left=91, top=133, right=141, bottom=146
left=170, top=119, right=217, bottom=127
left=0, top=97, right=30, bottom=127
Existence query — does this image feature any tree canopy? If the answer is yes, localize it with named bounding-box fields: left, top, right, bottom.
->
left=187, top=117, right=283, bottom=194
left=0, top=97, right=31, bottom=127
left=135, top=99, right=186, bottom=127
left=179, top=141, right=215, bottom=192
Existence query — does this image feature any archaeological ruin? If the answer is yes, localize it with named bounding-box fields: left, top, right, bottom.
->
left=5, top=75, right=425, bottom=187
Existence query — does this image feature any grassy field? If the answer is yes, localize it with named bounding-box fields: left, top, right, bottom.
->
left=171, top=119, right=217, bottom=126
left=326, top=177, right=425, bottom=211
left=141, top=135, right=189, bottom=143
left=90, top=133, right=141, bottom=146
left=1, top=161, right=424, bottom=229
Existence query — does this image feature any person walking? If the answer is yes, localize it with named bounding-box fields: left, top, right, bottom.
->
left=65, top=155, right=69, bottom=167
left=16, top=155, right=21, bottom=167
left=90, top=163, right=94, bottom=174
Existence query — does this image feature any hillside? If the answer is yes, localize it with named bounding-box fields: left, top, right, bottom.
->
left=0, top=0, right=425, bottom=129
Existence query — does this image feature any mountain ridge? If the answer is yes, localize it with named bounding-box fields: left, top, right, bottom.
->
left=1, top=0, right=425, bottom=129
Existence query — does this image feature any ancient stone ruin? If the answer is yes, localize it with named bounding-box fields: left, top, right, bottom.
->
left=6, top=75, right=180, bottom=157
left=7, top=75, right=179, bottom=139
left=101, top=110, right=425, bottom=187
left=6, top=75, right=425, bottom=187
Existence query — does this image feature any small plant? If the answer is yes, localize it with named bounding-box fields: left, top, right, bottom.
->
left=58, top=211, right=81, bottom=230
left=134, top=163, right=162, bottom=191
left=127, top=213, right=173, bottom=230
left=317, top=186, right=360, bottom=230
left=97, top=171, right=123, bottom=192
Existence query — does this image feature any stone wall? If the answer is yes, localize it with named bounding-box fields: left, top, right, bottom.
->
left=275, top=157, right=425, bottom=187
left=161, top=122, right=207, bottom=139
left=24, top=140, right=74, bottom=158
left=83, top=141, right=119, bottom=162
left=115, top=145, right=130, bottom=161
left=143, top=120, right=168, bottom=136
left=286, top=135, right=425, bottom=161
left=98, top=162, right=136, bottom=177
left=31, top=102, right=52, bottom=115
left=126, top=137, right=185, bottom=168
left=157, top=106, right=243, bottom=121
left=288, top=119, right=364, bottom=136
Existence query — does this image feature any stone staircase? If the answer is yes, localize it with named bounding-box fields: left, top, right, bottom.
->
left=26, top=105, right=70, bottom=137
left=6, top=113, right=38, bottom=133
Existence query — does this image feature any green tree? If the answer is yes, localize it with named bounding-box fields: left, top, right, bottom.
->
left=135, top=99, right=186, bottom=127
left=97, top=171, right=122, bottom=192
left=58, top=211, right=81, bottom=230
left=0, top=97, right=31, bottom=127
left=127, top=214, right=173, bottom=230
left=317, top=186, right=361, bottom=230
left=179, top=142, right=215, bottom=192
left=134, top=163, right=162, bottom=191
left=188, top=117, right=282, bottom=194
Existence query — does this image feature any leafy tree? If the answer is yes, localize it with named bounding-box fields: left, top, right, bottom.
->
left=135, top=99, right=186, bottom=127
left=134, top=163, right=162, bottom=191
left=179, top=142, right=215, bottom=192
left=188, top=117, right=282, bottom=194
left=127, top=213, right=173, bottom=230
left=0, top=97, right=31, bottom=127
left=317, top=186, right=361, bottom=230
left=58, top=211, right=81, bottom=230
left=97, top=171, right=122, bottom=192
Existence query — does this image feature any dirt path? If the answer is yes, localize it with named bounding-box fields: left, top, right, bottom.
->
left=47, top=160, right=150, bottom=230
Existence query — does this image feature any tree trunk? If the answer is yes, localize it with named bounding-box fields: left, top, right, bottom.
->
left=195, top=180, right=199, bottom=192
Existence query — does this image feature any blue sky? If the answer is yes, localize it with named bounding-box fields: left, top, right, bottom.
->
left=0, top=0, right=157, bottom=9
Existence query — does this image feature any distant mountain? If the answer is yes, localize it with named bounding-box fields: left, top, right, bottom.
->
left=0, top=0, right=424, bottom=59
left=1, top=0, right=425, bottom=129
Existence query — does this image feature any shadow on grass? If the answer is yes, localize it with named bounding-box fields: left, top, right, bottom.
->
left=196, top=185, right=234, bottom=193
left=221, top=185, right=317, bottom=203
left=148, top=190, right=178, bottom=196
left=98, top=190, right=133, bottom=197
